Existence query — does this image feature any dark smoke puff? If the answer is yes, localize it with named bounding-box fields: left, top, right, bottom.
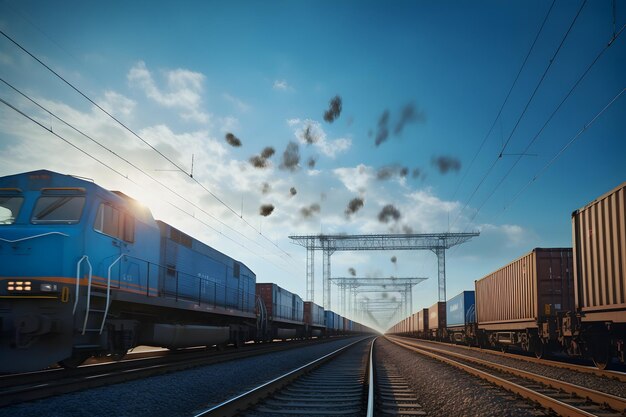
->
left=375, top=110, right=390, bottom=146
left=259, top=204, right=275, bottom=216
left=300, top=203, right=321, bottom=218
left=289, top=187, right=297, bottom=196
left=394, top=103, right=426, bottom=136
left=303, top=125, right=318, bottom=144
left=432, top=156, right=461, bottom=174
left=249, top=155, right=268, bottom=168
left=378, top=204, right=401, bottom=223
left=323, top=95, right=342, bottom=123
left=261, top=182, right=271, bottom=194
left=399, top=167, right=409, bottom=177
left=348, top=267, right=356, bottom=276
left=345, top=197, right=364, bottom=216
left=225, top=133, right=242, bottom=147
left=261, top=147, right=275, bottom=159
left=280, top=141, right=300, bottom=171
left=403, top=225, right=414, bottom=234
left=307, top=156, right=317, bottom=169
left=391, top=256, right=397, bottom=263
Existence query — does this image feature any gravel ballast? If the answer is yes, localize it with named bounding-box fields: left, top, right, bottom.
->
left=375, top=337, right=547, bottom=417
left=0, top=337, right=367, bottom=417
left=393, top=336, right=626, bottom=399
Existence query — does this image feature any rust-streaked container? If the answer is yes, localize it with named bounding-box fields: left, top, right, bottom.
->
left=475, top=248, right=574, bottom=330
left=572, top=182, right=626, bottom=323
left=428, top=302, right=446, bottom=330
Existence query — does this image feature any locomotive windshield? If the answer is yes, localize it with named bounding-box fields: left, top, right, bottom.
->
left=0, top=196, right=24, bottom=224
left=31, top=196, right=85, bottom=224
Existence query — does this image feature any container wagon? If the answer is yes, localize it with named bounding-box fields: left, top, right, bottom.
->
left=446, top=290, right=476, bottom=344
left=256, top=283, right=304, bottom=340
left=559, top=181, right=626, bottom=368
left=475, top=248, right=574, bottom=356
left=428, top=302, right=446, bottom=339
left=303, top=301, right=325, bottom=337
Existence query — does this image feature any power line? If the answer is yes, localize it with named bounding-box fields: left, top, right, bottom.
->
left=0, top=94, right=299, bottom=275
left=0, top=28, right=294, bottom=262
left=452, top=0, right=556, bottom=200
left=498, top=0, right=588, bottom=157
left=460, top=21, right=626, bottom=230
left=451, top=0, right=588, bottom=230
left=500, top=87, right=625, bottom=217
left=0, top=76, right=291, bottom=265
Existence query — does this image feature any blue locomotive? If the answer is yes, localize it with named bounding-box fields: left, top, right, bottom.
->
left=0, top=170, right=257, bottom=372
left=0, top=169, right=375, bottom=373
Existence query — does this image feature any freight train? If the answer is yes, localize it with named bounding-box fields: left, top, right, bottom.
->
left=0, top=170, right=373, bottom=374
left=388, top=181, right=626, bottom=369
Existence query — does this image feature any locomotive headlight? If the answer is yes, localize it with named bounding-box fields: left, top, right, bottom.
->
left=6, top=281, right=33, bottom=291
left=40, top=283, right=58, bottom=292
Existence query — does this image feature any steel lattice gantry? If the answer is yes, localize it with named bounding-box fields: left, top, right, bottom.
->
left=330, top=277, right=427, bottom=319
left=289, top=232, right=479, bottom=309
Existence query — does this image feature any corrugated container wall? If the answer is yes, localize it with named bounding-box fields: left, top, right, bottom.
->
left=572, top=182, right=626, bottom=323
left=447, top=291, right=476, bottom=327
left=304, top=302, right=325, bottom=327
left=428, top=302, right=446, bottom=330
left=475, top=248, right=574, bottom=329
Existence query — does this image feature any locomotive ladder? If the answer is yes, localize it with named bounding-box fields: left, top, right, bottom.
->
left=76, top=254, right=123, bottom=335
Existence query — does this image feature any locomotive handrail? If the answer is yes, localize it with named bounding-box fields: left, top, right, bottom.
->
left=0, top=231, right=69, bottom=243
left=74, top=255, right=91, bottom=315
left=99, top=254, right=125, bottom=334
left=81, top=255, right=96, bottom=335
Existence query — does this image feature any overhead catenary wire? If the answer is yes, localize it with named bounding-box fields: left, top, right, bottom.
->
left=0, top=28, right=294, bottom=263
left=0, top=76, right=292, bottom=265
left=451, top=0, right=556, bottom=201
left=451, top=0, right=588, bottom=230
left=497, top=87, right=625, bottom=219
left=459, top=21, right=626, bottom=231
left=0, top=94, right=299, bottom=276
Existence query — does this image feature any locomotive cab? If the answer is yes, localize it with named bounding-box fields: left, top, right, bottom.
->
left=0, top=170, right=160, bottom=372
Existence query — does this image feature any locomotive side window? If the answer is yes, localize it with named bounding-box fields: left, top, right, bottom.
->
left=0, top=196, right=23, bottom=225
left=31, top=196, right=85, bottom=224
left=94, top=203, right=135, bottom=243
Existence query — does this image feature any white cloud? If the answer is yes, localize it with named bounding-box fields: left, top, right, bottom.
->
left=101, top=91, right=136, bottom=118
left=127, top=61, right=210, bottom=123
left=222, top=93, right=250, bottom=112
left=292, top=119, right=351, bottom=158
left=334, top=164, right=373, bottom=194
left=273, top=79, right=290, bottom=90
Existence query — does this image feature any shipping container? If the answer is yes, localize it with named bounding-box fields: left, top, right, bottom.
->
left=324, top=310, right=340, bottom=331
left=447, top=291, right=476, bottom=327
left=158, top=221, right=256, bottom=313
left=475, top=248, right=574, bottom=330
left=572, top=181, right=626, bottom=323
left=304, top=301, right=325, bottom=327
left=256, top=283, right=304, bottom=323
left=417, top=309, right=429, bottom=333
left=428, top=302, right=446, bottom=336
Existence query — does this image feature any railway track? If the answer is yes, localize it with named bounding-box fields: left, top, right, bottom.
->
left=0, top=337, right=346, bottom=407
left=195, top=336, right=376, bottom=416
left=388, top=336, right=626, bottom=417
left=393, top=335, right=626, bottom=383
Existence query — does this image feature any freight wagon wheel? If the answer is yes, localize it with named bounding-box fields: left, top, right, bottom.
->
left=591, top=339, right=611, bottom=370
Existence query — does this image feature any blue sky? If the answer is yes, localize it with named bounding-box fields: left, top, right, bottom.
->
left=1, top=0, right=624, bottom=330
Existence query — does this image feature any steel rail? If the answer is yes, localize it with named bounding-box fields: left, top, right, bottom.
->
left=394, top=335, right=626, bottom=383
left=366, top=336, right=376, bottom=417
left=388, top=336, right=626, bottom=415
left=0, top=337, right=347, bottom=407
left=195, top=336, right=373, bottom=417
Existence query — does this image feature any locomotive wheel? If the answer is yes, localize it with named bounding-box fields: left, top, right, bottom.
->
left=59, top=353, right=90, bottom=369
